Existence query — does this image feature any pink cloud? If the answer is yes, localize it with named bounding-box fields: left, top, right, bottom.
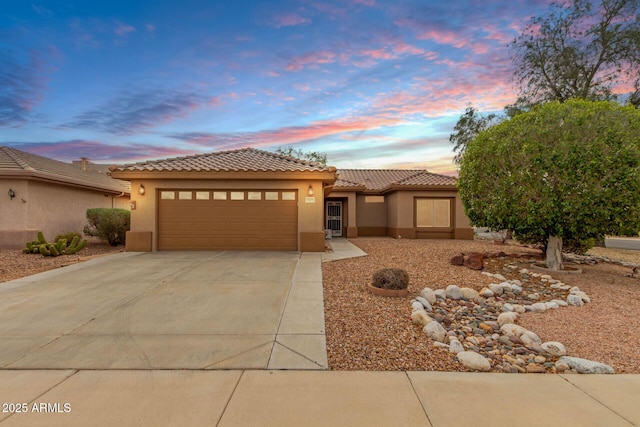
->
left=353, top=0, right=375, bottom=5
left=11, top=140, right=196, bottom=163
left=286, top=50, right=336, bottom=71
left=311, top=3, right=348, bottom=18
left=271, top=13, right=311, bottom=28
left=292, top=83, right=313, bottom=92
left=417, top=29, right=468, bottom=48
left=114, top=21, right=135, bottom=36
left=169, top=115, right=406, bottom=149
left=146, top=24, right=155, bottom=32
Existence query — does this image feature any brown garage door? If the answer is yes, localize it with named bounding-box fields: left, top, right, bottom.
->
left=158, top=190, right=298, bottom=251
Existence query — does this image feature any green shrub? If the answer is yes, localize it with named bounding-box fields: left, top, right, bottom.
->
left=372, top=268, right=409, bottom=290
left=83, top=208, right=130, bottom=246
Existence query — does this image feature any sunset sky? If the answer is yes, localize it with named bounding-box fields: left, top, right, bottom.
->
left=3, top=0, right=564, bottom=175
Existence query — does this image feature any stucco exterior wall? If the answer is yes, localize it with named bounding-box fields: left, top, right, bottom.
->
left=356, top=194, right=387, bottom=236
left=129, top=179, right=326, bottom=251
left=388, top=190, right=472, bottom=239
left=0, top=178, right=130, bottom=248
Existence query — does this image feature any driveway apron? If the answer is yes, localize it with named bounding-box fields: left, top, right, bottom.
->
left=0, top=251, right=327, bottom=370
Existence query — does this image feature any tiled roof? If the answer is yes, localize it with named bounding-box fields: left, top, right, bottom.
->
left=111, top=148, right=336, bottom=173
left=0, top=146, right=130, bottom=194
left=334, top=169, right=456, bottom=192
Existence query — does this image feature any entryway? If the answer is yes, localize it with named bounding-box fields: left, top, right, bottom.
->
left=326, top=201, right=342, bottom=237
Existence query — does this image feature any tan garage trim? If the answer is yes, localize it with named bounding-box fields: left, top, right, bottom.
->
left=158, top=189, right=298, bottom=251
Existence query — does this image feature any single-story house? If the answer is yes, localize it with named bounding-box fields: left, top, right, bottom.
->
left=0, top=146, right=131, bottom=248
left=110, top=148, right=473, bottom=252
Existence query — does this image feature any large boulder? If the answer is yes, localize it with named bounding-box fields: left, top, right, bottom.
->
left=457, top=351, right=491, bottom=371
left=463, top=252, right=484, bottom=270
left=420, top=287, right=437, bottom=305
left=559, top=356, right=614, bottom=374
left=541, top=341, right=567, bottom=357
left=497, top=312, right=518, bottom=326
left=460, top=287, right=481, bottom=302
left=423, top=321, right=447, bottom=343
left=450, top=254, right=464, bottom=265
left=445, top=284, right=463, bottom=300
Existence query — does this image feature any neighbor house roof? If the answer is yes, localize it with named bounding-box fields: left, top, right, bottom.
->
left=334, top=169, right=456, bottom=193
left=111, top=148, right=336, bottom=174
left=0, top=146, right=130, bottom=194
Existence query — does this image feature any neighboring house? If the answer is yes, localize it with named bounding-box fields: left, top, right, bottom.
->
left=110, top=148, right=473, bottom=252
left=0, top=146, right=131, bottom=249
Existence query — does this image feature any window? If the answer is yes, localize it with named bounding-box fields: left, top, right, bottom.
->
left=365, top=196, right=384, bottom=203
left=213, top=191, right=227, bottom=200
left=195, top=191, right=210, bottom=200
left=248, top=191, right=262, bottom=200
left=178, top=191, right=192, bottom=200
left=230, top=191, right=245, bottom=200
left=281, top=191, right=296, bottom=201
left=416, top=199, right=451, bottom=228
left=265, top=191, right=279, bottom=200
left=160, top=191, right=175, bottom=200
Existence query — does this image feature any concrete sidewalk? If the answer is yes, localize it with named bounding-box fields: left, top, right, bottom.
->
left=0, top=370, right=638, bottom=426
left=322, top=237, right=368, bottom=262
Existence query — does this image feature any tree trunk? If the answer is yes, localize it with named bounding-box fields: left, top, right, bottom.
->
left=546, top=235, right=564, bottom=270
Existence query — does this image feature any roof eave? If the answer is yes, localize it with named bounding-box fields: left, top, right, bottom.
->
left=0, top=170, right=131, bottom=195
left=381, top=184, right=458, bottom=193
left=110, top=169, right=337, bottom=183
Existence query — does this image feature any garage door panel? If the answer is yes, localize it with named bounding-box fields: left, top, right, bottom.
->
left=158, top=190, right=298, bottom=251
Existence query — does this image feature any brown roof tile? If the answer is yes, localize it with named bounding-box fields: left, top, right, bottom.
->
left=112, top=147, right=336, bottom=173
left=334, top=169, right=455, bottom=192
left=0, top=146, right=130, bottom=194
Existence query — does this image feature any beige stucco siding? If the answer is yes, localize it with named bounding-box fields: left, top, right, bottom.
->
left=129, top=179, right=326, bottom=251
left=1, top=179, right=28, bottom=232
left=356, top=194, right=387, bottom=235
left=0, top=179, right=130, bottom=248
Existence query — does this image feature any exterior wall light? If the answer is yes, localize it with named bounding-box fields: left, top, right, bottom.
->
left=307, top=185, right=314, bottom=196
left=138, top=184, right=145, bottom=195
left=8, top=189, right=15, bottom=199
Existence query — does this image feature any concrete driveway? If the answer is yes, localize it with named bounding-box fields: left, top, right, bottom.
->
left=0, top=251, right=327, bottom=370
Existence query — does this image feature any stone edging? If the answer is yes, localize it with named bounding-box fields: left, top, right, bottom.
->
left=410, top=259, right=615, bottom=374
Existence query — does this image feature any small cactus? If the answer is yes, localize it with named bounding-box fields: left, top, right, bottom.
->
left=24, top=232, right=87, bottom=257
left=67, top=239, right=87, bottom=254
left=37, top=231, right=47, bottom=244
left=49, top=244, right=60, bottom=256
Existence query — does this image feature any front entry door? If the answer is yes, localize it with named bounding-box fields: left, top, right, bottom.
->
left=326, top=201, right=342, bottom=237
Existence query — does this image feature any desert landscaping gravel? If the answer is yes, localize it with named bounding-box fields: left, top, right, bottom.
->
left=322, top=238, right=640, bottom=373
left=3, top=237, right=639, bottom=373
left=0, top=242, right=123, bottom=283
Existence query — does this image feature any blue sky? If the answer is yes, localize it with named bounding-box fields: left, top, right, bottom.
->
left=2, top=0, right=562, bottom=175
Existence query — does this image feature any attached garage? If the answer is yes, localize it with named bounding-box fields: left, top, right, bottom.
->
left=110, top=148, right=337, bottom=252
left=157, top=189, right=298, bottom=250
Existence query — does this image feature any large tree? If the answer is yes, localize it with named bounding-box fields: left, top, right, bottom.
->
left=458, top=100, right=640, bottom=270
left=450, top=106, right=501, bottom=164
left=275, top=146, right=328, bottom=165
left=511, top=0, right=640, bottom=108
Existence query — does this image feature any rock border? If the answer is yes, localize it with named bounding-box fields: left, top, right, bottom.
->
left=529, top=263, right=583, bottom=274
left=411, top=257, right=614, bottom=374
